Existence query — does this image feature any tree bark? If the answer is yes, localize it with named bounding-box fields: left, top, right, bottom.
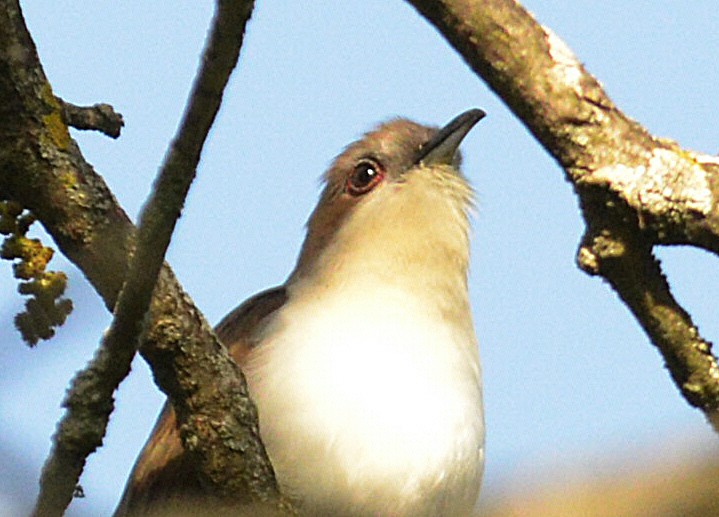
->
left=406, top=0, right=719, bottom=430
left=0, top=0, right=288, bottom=514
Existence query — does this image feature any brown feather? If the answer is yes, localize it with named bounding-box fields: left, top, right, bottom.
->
left=114, top=286, right=288, bottom=516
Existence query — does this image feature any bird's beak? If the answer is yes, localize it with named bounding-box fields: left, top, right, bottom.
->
left=415, top=108, right=486, bottom=166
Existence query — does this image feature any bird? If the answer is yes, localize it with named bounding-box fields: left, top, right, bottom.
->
left=115, top=109, right=486, bottom=517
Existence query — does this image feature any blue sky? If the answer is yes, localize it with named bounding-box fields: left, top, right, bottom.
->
left=2, top=1, right=719, bottom=515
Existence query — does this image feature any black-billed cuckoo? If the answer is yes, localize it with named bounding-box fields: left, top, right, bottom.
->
left=115, top=109, right=486, bottom=517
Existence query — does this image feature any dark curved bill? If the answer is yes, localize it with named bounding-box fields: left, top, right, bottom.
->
left=415, top=108, right=486, bottom=166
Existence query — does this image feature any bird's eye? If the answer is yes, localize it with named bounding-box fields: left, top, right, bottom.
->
left=346, top=159, right=385, bottom=196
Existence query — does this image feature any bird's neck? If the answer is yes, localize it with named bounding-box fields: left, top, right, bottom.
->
left=291, top=164, right=475, bottom=329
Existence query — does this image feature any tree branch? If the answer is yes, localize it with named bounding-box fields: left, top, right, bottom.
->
left=407, top=0, right=719, bottom=425
left=0, top=0, right=289, bottom=513
left=57, top=98, right=124, bottom=138
left=577, top=204, right=719, bottom=432
left=31, top=0, right=280, bottom=514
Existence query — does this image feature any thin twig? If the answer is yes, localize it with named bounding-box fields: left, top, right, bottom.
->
left=31, top=1, right=277, bottom=515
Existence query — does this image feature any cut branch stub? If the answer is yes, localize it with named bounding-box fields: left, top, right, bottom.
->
left=57, top=97, right=124, bottom=139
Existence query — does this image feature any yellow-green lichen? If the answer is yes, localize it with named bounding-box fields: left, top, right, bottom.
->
left=38, top=83, right=70, bottom=150
left=0, top=201, right=73, bottom=346
left=42, top=110, right=71, bottom=151
left=60, top=170, right=79, bottom=190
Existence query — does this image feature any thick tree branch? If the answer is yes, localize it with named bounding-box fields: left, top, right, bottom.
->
left=0, top=0, right=289, bottom=513
left=407, top=0, right=719, bottom=424
left=31, top=0, right=279, bottom=515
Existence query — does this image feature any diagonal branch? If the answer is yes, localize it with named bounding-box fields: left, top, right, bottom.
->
left=406, top=0, right=719, bottom=424
left=577, top=202, right=719, bottom=432
left=406, top=0, right=719, bottom=250
left=0, top=0, right=289, bottom=513
left=31, top=1, right=274, bottom=515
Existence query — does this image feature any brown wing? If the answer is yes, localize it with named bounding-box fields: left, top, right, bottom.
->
left=113, top=286, right=288, bottom=517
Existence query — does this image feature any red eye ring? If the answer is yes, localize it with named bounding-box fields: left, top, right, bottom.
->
left=346, top=159, right=385, bottom=196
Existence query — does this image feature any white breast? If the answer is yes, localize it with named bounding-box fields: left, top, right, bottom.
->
left=244, top=281, right=484, bottom=516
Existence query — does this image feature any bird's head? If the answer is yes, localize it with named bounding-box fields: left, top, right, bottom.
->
left=292, top=109, right=485, bottom=286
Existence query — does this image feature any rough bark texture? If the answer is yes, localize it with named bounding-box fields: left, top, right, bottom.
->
left=0, top=0, right=287, bottom=514
left=407, top=0, right=719, bottom=428
left=57, top=98, right=124, bottom=138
